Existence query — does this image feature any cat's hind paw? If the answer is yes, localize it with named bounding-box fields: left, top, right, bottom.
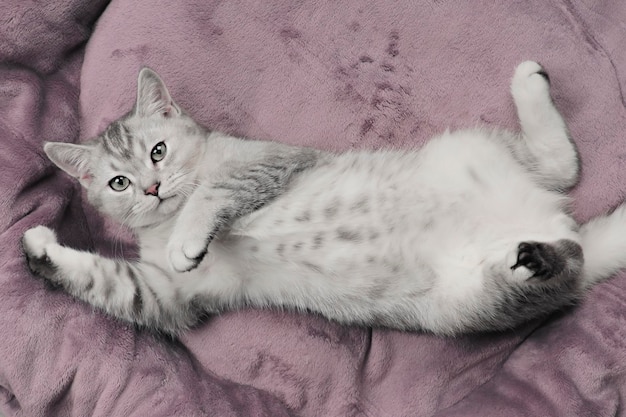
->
left=22, top=226, right=58, bottom=278
left=511, top=241, right=564, bottom=282
left=167, top=236, right=210, bottom=273
left=511, top=61, right=551, bottom=103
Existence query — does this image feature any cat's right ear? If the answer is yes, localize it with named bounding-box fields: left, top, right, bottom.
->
left=43, top=142, right=94, bottom=188
left=135, top=68, right=181, bottom=118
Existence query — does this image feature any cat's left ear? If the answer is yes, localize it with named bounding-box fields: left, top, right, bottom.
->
left=135, top=68, right=181, bottom=118
left=43, top=142, right=94, bottom=188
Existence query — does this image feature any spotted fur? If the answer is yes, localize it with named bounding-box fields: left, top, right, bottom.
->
left=22, top=62, right=626, bottom=335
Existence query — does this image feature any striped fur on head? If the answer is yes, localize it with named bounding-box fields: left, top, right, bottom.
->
left=44, top=69, right=208, bottom=228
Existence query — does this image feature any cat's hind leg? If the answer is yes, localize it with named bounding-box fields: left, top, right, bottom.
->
left=509, top=61, right=580, bottom=191
left=579, top=204, right=626, bottom=289
left=502, top=203, right=626, bottom=295
left=475, top=238, right=585, bottom=332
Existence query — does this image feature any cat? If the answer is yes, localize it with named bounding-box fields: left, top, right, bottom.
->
left=22, top=61, right=626, bottom=336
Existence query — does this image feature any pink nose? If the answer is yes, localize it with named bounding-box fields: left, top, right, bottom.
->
left=145, top=182, right=160, bottom=196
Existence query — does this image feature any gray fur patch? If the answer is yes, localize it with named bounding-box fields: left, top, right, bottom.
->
left=350, top=195, right=370, bottom=214
left=209, top=148, right=321, bottom=235
left=421, top=218, right=435, bottom=230
left=368, top=279, right=389, bottom=299
left=324, top=199, right=340, bottom=219
left=84, top=274, right=94, bottom=292
left=467, top=167, right=482, bottom=185
left=476, top=240, right=584, bottom=332
left=102, top=272, right=115, bottom=300
left=137, top=138, right=147, bottom=153
left=312, top=233, right=324, bottom=249
left=302, top=261, right=323, bottom=273
left=295, top=211, right=311, bottom=222
left=336, top=227, right=362, bottom=242
left=126, top=264, right=143, bottom=317
left=103, top=122, right=133, bottom=160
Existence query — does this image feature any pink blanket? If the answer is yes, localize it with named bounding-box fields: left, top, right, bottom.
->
left=3, top=0, right=626, bottom=415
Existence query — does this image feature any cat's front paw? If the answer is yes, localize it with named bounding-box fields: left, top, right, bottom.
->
left=167, top=235, right=210, bottom=273
left=22, top=226, right=58, bottom=279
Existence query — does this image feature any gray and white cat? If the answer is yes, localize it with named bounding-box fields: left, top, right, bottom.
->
left=22, top=61, right=626, bottom=335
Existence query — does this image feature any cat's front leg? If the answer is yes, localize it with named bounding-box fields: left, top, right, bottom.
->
left=167, top=150, right=321, bottom=272
left=167, top=186, right=232, bottom=273
left=23, top=225, right=192, bottom=333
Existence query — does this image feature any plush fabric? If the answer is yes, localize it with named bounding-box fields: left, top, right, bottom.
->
left=2, top=0, right=626, bottom=416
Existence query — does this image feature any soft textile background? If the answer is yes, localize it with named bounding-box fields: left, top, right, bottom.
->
left=2, top=0, right=626, bottom=416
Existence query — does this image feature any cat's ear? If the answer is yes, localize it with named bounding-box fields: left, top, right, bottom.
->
left=135, top=68, right=181, bottom=118
left=44, top=142, right=94, bottom=188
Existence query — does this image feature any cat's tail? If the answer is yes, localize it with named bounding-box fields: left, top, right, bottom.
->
left=580, top=203, right=626, bottom=289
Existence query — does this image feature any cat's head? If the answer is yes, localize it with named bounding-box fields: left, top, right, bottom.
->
left=44, top=68, right=207, bottom=229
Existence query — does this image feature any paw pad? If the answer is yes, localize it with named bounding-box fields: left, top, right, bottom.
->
left=511, top=242, right=564, bottom=281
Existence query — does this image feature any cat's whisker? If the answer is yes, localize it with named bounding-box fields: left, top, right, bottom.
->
left=111, top=211, right=135, bottom=260
left=108, top=210, right=133, bottom=259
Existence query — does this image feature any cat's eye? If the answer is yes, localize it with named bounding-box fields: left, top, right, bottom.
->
left=151, top=142, right=167, bottom=163
left=109, top=176, right=130, bottom=191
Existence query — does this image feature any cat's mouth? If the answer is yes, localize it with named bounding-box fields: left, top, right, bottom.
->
left=157, top=195, right=174, bottom=202
left=149, top=182, right=192, bottom=213
left=153, top=193, right=181, bottom=213
left=154, top=187, right=176, bottom=203
left=155, top=194, right=175, bottom=206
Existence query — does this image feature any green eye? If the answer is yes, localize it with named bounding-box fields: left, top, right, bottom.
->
left=109, top=176, right=130, bottom=191
left=151, top=142, right=167, bottom=162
